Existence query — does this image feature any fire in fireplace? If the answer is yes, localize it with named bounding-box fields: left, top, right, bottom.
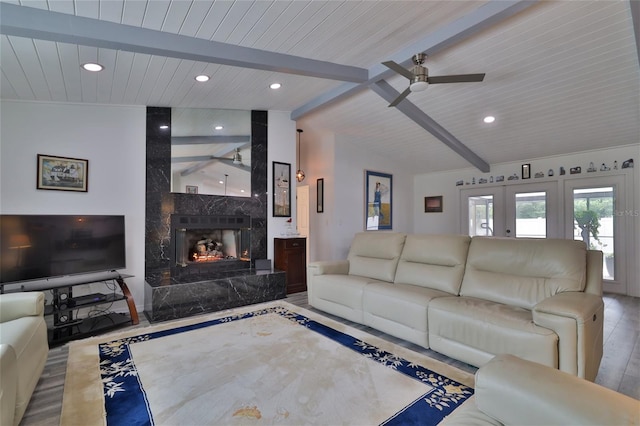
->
left=171, top=214, right=251, bottom=270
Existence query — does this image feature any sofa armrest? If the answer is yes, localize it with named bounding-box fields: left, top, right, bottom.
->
left=533, top=292, right=604, bottom=380
left=307, top=260, right=350, bottom=277
left=475, top=354, right=639, bottom=426
left=307, top=261, right=349, bottom=304
left=0, top=344, right=18, bottom=426
left=0, top=292, right=46, bottom=323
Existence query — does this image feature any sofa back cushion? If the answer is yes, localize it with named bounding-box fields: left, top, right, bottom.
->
left=348, top=232, right=406, bottom=282
left=461, top=237, right=587, bottom=309
left=394, top=234, right=471, bottom=294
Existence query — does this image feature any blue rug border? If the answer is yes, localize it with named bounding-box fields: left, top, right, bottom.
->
left=98, top=304, right=473, bottom=426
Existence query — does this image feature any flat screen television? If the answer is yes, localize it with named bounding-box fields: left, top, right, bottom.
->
left=0, top=215, right=126, bottom=286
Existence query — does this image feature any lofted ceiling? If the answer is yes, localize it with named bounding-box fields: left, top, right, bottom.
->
left=1, top=0, right=638, bottom=174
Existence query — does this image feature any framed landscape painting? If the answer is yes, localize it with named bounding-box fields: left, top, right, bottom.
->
left=365, top=170, right=392, bottom=230
left=37, top=154, right=88, bottom=192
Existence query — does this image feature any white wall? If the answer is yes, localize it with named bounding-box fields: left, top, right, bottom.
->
left=267, top=111, right=296, bottom=262
left=0, top=100, right=147, bottom=308
left=414, top=144, right=640, bottom=297
left=300, top=129, right=414, bottom=262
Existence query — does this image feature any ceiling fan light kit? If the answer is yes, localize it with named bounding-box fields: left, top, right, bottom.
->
left=382, top=53, right=485, bottom=107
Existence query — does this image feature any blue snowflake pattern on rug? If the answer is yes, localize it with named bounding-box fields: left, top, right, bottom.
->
left=98, top=305, right=473, bottom=426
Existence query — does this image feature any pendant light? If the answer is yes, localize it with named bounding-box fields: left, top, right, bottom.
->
left=296, top=129, right=306, bottom=182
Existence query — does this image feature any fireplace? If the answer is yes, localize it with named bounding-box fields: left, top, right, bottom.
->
left=171, top=214, right=251, bottom=273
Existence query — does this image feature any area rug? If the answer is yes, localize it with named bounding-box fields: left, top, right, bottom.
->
left=61, top=300, right=474, bottom=425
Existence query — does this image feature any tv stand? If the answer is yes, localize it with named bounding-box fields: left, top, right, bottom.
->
left=42, top=274, right=139, bottom=345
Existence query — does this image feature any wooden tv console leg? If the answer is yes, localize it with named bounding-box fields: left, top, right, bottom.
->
left=116, top=276, right=140, bottom=325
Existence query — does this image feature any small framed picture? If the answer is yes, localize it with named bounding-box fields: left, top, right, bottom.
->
left=522, top=163, right=531, bottom=179
left=37, top=154, right=88, bottom=192
left=424, top=196, right=443, bottom=213
left=186, top=185, right=198, bottom=194
left=317, top=178, right=324, bottom=213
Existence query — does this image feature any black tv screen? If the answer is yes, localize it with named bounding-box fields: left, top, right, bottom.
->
left=0, top=215, right=126, bottom=284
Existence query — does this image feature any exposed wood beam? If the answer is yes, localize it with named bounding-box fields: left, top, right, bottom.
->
left=370, top=80, right=490, bottom=173
left=291, top=0, right=538, bottom=120
left=171, top=136, right=250, bottom=145
left=0, top=3, right=367, bottom=83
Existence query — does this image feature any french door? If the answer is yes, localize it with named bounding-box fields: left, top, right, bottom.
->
left=461, top=182, right=558, bottom=238
left=564, top=175, right=626, bottom=292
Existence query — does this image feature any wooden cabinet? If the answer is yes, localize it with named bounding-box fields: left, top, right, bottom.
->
left=274, top=237, right=307, bottom=294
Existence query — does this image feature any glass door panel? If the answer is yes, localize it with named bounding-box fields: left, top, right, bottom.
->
left=572, top=187, right=615, bottom=280
left=468, top=195, right=494, bottom=236
left=460, top=187, right=505, bottom=237
left=514, top=191, right=547, bottom=238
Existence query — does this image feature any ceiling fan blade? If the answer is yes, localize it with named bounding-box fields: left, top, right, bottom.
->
left=427, top=73, right=485, bottom=84
left=388, top=87, right=412, bottom=107
left=382, top=61, right=414, bottom=80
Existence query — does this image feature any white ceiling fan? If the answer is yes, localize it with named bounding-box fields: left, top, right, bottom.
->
left=382, top=53, right=485, bottom=107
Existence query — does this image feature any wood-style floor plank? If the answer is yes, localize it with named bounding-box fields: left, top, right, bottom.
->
left=19, top=292, right=639, bottom=425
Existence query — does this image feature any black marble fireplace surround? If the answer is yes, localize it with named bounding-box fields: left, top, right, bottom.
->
left=144, top=108, right=285, bottom=322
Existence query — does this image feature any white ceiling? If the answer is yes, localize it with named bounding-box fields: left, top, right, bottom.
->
left=1, top=0, right=638, bottom=174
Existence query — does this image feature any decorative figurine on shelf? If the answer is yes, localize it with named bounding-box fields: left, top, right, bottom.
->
left=570, top=166, right=582, bottom=174
left=479, top=178, right=488, bottom=184
left=548, top=169, right=554, bottom=177
left=456, top=180, right=464, bottom=186
left=472, top=177, right=476, bottom=185
left=490, top=176, right=494, bottom=183
left=587, top=162, right=597, bottom=172
left=507, top=173, right=519, bottom=181
left=559, top=167, right=566, bottom=175
left=614, top=161, right=618, bottom=170
left=622, top=158, right=634, bottom=169
left=534, top=171, right=545, bottom=178
left=600, top=163, right=610, bottom=171
left=495, top=175, right=505, bottom=182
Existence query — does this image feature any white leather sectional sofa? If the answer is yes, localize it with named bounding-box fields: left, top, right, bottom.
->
left=442, top=354, right=639, bottom=425
left=0, top=292, right=49, bottom=426
left=308, top=232, right=604, bottom=381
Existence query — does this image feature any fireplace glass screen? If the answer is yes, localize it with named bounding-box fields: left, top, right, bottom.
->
left=172, top=215, right=250, bottom=268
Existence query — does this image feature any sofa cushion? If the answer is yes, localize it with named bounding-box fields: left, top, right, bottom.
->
left=428, top=296, right=558, bottom=368
left=394, top=234, right=470, bottom=294
left=460, top=237, right=587, bottom=309
left=363, top=282, right=452, bottom=348
left=347, top=232, right=406, bottom=282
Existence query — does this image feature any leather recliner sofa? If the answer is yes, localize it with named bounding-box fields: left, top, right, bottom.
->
left=441, top=354, right=639, bottom=425
left=0, top=292, right=49, bottom=426
left=308, top=233, right=604, bottom=381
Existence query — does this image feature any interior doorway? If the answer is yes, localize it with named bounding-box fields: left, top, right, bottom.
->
left=296, top=185, right=310, bottom=265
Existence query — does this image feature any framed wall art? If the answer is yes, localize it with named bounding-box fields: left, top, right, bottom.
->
left=37, top=154, right=88, bottom=192
left=272, top=161, right=291, bottom=217
left=365, top=170, right=392, bottom=230
left=522, top=163, right=531, bottom=179
left=317, top=178, right=324, bottom=213
left=424, top=196, right=443, bottom=213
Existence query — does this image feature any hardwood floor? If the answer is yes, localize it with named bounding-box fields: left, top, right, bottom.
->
left=20, top=292, right=639, bottom=425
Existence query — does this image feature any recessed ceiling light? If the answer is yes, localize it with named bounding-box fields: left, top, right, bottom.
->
left=214, top=125, right=223, bottom=130
left=219, top=180, right=224, bottom=185
left=483, top=116, right=496, bottom=124
left=81, top=63, right=104, bottom=72
left=159, top=125, right=169, bottom=130
left=195, top=75, right=210, bottom=82
left=270, top=83, right=282, bottom=89
left=240, top=189, right=245, bottom=193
